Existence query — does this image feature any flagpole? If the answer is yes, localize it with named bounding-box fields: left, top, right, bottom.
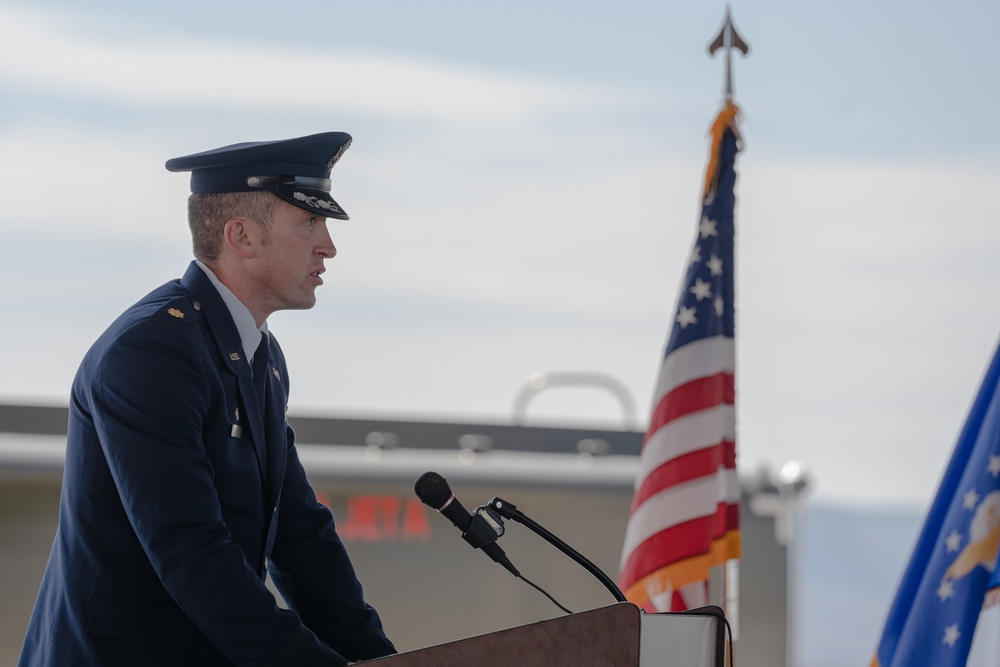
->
left=617, top=8, right=749, bottom=659
left=708, top=6, right=750, bottom=103
left=708, top=9, right=749, bottom=663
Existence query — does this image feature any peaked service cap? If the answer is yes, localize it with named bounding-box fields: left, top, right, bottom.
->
left=165, top=132, right=353, bottom=220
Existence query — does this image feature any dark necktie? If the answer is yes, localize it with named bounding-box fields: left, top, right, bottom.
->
left=252, top=333, right=270, bottom=410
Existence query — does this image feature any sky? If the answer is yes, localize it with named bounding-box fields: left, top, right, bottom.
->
left=1, top=0, right=999, bottom=510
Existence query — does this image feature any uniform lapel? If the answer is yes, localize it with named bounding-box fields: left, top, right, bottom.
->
left=181, top=263, right=269, bottom=485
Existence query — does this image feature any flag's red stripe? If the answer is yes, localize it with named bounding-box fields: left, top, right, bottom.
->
left=625, top=503, right=740, bottom=580
left=644, top=372, right=734, bottom=443
left=620, top=502, right=740, bottom=589
left=630, top=439, right=736, bottom=511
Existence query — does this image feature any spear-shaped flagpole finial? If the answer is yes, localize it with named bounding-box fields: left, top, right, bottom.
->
left=708, top=6, right=750, bottom=102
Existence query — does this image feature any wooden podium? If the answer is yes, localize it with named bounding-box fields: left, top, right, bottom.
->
left=364, top=602, right=726, bottom=667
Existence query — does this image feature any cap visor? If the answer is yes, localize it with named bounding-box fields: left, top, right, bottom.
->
left=273, top=190, right=349, bottom=220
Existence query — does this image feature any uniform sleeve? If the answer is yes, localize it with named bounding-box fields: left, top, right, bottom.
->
left=267, top=428, right=397, bottom=663
left=89, top=320, right=349, bottom=666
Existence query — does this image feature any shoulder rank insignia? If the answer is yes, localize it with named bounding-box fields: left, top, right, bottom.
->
left=167, top=308, right=185, bottom=319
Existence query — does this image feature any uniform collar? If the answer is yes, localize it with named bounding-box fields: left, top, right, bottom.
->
left=194, top=259, right=268, bottom=364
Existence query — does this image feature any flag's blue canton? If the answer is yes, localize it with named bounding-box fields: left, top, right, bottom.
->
left=875, top=341, right=1000, bottom=666
left=665, top=127, right=738, bottom=357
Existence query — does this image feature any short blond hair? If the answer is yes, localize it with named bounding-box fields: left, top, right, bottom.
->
left=187, top=192, right=277, bottom=262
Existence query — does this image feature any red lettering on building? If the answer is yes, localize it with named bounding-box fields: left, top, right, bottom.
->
left=340, top=495, right=382, bottom=541
left=379, top=496, right=401, bottom=539
left=336, top=495, right=433, bottom=543
left=401, top=498, right=432, bottom=543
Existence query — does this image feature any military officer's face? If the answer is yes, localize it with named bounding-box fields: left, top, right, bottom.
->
left=249, top=198, right=336, bottom=316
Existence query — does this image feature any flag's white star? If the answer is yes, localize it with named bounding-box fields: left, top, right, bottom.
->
left=936, top=579, right=955, bottom=602
left=699, top=216, right=718, bottom=239
left=690, top=279, right=713, bottom=301
left=714, top=296, right=724, bottom=316
left=676, top=306, right=698, bottom=329
left=963, top=489, right=980, bottom=510
left=945, top=530, right=962, bottom=553
left=706, top=254, right=724, bottom=276
left=989, top=454, right=1000, bottom=478
left=943, top=624, right=960, bottom=647
left=689, top=245, right=702, bottom=266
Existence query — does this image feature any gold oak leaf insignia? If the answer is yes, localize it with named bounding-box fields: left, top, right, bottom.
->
left=167, top=308, right=184, bottom=319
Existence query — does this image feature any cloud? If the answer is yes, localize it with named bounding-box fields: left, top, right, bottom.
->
left=0, top=5, right=646, bottom=124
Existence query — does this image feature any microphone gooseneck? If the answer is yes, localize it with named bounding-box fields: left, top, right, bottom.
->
left=488, top=497, right=627, bottom=603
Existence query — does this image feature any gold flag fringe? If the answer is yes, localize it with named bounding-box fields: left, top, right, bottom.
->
left=702, top=101, right=742, bottom=200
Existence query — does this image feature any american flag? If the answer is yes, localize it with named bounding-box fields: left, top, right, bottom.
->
left=619, top=102, right=742, bottom=612
left=873, top=339, right=1000, bottom=667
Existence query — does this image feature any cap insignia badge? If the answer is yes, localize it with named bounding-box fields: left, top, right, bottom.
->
left=327, top=138, right=352, bottom=168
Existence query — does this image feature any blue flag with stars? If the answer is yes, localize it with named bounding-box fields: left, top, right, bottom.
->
left=873, top=339, right=1000, bottom=666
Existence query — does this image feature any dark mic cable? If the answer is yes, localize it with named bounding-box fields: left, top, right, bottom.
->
left=416, top=472, right=731, bottom=641
left=518, top=574, right=572, bottom=614
left=487, top=496, right=628, bottom=603
left=415, top=471, right=573, bottom=612
left=683, top=606, right=736, bottom=667
left=417, top=471, right=628, bottom=615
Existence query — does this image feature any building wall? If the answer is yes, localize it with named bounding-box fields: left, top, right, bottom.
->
left=0, top=478, right=61, bottom=666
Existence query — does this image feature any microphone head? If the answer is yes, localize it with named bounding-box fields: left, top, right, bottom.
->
left=414, top=471, right=453, bottom=509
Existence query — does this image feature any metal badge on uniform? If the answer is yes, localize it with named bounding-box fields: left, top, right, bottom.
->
left=230, top=352, right=241, bottom=361
left=272, top=368, right=281, bottom=382
left=167, top=308, right=184, bottom=319
left=231, top=408, right=242, bottom=438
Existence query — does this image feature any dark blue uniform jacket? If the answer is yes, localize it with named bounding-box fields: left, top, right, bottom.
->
left=19, top=262, right=395, bottom=666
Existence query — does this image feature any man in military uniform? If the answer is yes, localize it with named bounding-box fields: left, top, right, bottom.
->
left=19, top=133, right=396, bottom=666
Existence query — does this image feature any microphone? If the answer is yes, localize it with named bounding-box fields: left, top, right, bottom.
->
left=414, top=472, right=519, bottom=577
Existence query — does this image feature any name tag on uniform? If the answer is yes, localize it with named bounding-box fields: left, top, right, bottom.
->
left=231, top=424, right=243, bottom=438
